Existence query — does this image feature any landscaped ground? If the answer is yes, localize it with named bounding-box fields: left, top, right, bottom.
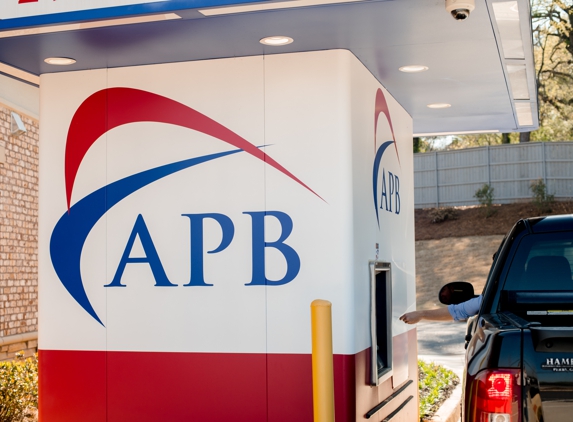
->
left=418, top=360, right=459, bottom=421
left=415, top=201, right=573, bottom=241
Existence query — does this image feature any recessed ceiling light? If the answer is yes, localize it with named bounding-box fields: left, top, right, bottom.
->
left=427, top=103, right=451, bottom=109
left=260, top=36, right=293, bottom=46
left=44, top=57, right=76, bottom=66
left=399, top=65, right=429, bottom=73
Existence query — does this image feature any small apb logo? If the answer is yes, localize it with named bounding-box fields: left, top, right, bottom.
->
left=372, top=88, right=401, bottom=227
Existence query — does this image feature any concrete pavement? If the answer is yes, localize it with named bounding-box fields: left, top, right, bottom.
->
left=416, top=320, right=466, bottom=377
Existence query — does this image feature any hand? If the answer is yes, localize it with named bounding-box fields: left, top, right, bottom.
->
left=400, top=311, right=423, bottom=324
left=400, top=307, right=453, bottom=323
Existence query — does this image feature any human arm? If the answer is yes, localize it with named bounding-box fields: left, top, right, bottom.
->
left=399, top=307, right=453, bottom=324
left=447, top=295, right=482, bottom=321
left=400, top=295, right=482, bottom=324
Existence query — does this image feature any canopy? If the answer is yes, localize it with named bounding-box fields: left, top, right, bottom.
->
left=0, top=0, right=538, bottom=135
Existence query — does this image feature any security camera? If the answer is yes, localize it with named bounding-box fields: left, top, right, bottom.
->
left=445, top=0, right=475, bottom=20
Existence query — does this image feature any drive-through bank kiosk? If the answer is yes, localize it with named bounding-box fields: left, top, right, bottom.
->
left=38, top=51, right=417, bottom=421
left=0, top=0, right=538, bottom=421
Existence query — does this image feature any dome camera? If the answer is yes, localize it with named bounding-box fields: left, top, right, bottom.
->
left=445, top=0, right=475, bottom=20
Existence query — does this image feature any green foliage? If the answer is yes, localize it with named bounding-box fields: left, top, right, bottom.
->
left=447, top=133, right=517, bottom=149
left=0, top=353, right=38, bottom=422
left=428, top=207, right=458, bottom=224
left=413, top=137, right=422, bottom=153
left=413, top=137, right=440, bottom=153
left=530, top=179, right=555, bottom=213
left=418, top=360, right=459, bottom=420
left=474, top=184, right=496, bottom=217
left=531, top=0, right=573, bottom=141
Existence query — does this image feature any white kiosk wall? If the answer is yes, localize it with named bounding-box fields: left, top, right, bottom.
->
left=39, top=50, right=416, bottom=422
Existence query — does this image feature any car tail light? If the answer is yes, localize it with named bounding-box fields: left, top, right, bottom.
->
left=468, top=369, right=521, bottom=422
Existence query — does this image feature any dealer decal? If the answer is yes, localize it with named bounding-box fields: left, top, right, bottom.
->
left=542, top=358, right=573, bottom=372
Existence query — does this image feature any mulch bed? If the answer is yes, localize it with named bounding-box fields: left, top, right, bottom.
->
left=415, top=201, right=573, bottom=241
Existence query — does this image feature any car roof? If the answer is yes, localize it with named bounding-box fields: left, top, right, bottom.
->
left=527, top=214, right=573, bottom=233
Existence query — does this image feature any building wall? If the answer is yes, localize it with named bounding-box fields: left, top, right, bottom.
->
left=0, top=102, right=39, bottom=357
left=38, top=51, right=416, bottom=422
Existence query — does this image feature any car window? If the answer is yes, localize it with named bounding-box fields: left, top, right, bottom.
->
left=502, top=231, right=573, bottom=292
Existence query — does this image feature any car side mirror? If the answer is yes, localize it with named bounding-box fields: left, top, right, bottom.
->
left=439, top=281, right=475, bottom=305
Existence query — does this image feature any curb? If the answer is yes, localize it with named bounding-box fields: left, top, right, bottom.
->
left=425, top=381, right=462, bottom=422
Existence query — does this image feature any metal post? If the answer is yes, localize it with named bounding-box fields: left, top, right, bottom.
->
left=542, top=142, right=547, bottom=188
left=435, top=151, right=439, bottom=208
left=487, top=145, right=491, bottom=186
left=311, top=300, right=335, bottom=422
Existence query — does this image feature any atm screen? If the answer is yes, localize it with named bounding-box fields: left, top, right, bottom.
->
left=370, top=261, right=392, bottom=386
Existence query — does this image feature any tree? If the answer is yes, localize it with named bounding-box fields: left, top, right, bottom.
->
left=412, top=137, right=444, bottom=153
left=413, top=137, right=421, bottom=153
left=434, top=0, right=573, bottom=149
left=530, top=0, right=573, bottom=141
left=446, top=133, right=507, bottom=150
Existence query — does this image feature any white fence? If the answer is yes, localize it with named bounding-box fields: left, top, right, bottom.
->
left=414, top=142, right=573, bottom=209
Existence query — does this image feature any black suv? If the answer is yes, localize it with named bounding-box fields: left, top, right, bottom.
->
left=444, top=215, right=573, bottom=422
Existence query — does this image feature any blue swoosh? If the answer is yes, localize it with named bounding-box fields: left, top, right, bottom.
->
left=372, top=140, right=395, bottom=228
left=50, top=148, right=244, bottom=326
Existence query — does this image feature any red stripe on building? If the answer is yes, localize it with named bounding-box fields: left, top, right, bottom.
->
left=39, top=350, right=361, bottom=422
left=38, top=350, right=106, bottom=422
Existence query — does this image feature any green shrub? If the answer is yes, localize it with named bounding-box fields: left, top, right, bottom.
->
left=428, top=207, right=458, bottom=223
left=418, top=360, right=458, bottom=421
left=474, top=184, right=496, bottom=217
left=0, top=352, right=38, bottom=422
left=530, top=179, right=555, bottom=213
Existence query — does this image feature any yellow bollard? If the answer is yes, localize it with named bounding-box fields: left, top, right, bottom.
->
left=311, top=299, right=335, bottom=422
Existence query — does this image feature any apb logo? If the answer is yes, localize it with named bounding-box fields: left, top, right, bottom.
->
left=372, top=88, right=401, bottom=227
left=50, top=88, right=321, bottom=325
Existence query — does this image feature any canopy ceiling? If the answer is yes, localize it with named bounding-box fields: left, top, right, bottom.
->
left=0, top=0, right=538, bottom=135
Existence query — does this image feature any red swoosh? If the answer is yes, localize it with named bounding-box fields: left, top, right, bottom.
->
left=374, top=88, right=400, bottom=164
left=65, top=88, right=322, bottom=209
